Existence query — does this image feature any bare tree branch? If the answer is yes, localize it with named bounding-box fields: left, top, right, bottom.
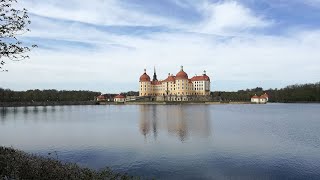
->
left=0, top=0, right=36, bottom=72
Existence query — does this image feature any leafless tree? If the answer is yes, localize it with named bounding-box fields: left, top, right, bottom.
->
left=0, top=0, right=36, bottom=72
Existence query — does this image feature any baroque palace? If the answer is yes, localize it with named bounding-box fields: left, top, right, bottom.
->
left=139, top=66, right=211, bottom=101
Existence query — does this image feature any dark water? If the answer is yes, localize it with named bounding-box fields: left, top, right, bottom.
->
left=1, top=104, right=320, bottom=179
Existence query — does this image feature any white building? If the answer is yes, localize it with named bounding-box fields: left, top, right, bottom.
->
left=251, top=93, right=269, bottom=104
left=114, top=94, right=126, bottom=102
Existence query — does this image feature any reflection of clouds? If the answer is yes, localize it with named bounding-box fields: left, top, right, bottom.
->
left=139, top=105, right=212, bottom=142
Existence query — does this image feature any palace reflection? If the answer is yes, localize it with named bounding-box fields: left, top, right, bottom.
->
left=139, top=105, right=212, bottom=141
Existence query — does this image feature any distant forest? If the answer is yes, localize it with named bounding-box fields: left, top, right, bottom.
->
left=213, top=82, right=320, bottom=102
left=0, top=89, right=101, bottom=102
left=1, top=82, right=319, bottom=103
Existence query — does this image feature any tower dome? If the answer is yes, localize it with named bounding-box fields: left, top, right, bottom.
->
left=176, top=66, right=188, bottom=79
left=139, top=69, right=150, bottom=82
left=202, top=70, right=210, bottom=81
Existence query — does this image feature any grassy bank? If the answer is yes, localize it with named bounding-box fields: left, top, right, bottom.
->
left=0, top=147, right=136, bottom=180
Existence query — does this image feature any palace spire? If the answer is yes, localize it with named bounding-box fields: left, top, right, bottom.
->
left=153, top=66, right=158, bottom=81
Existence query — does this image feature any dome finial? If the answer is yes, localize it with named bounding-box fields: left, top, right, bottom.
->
left=181, top=65, right=183, bottom=71
left=204, top=70, right=206, bottom=75
left=144, top=68, right=146, bottom=73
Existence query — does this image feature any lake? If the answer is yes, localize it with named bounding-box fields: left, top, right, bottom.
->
left=1, top=104, right=320, bottom=179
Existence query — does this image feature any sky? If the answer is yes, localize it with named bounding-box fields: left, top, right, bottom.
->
left=2, top=0, right=320, bottom=93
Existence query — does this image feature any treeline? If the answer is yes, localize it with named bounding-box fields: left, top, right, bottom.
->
left=0, top=89, right=101, bottom=102
left=100, top=91, right=139, bottom=99
left=1, top=82, right=319, bottom=103
left=212, top=82, right=320, bottom=102
left=121, top=91, right=139, bottom=96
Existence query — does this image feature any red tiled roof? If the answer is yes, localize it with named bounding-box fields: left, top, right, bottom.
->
left=259, top=95, right=267, bottom=99
left=139, top=73, right=150, bottom=82
left=114, top=94, right=125, bottom=99
left=163, top=75, right=176, bottom=82
left=176, top=70, right=188, bottom=79
left=191, top=74, right=210, bottom=81
left=252, top=95, right=259, bottom=99
left=97, top=95, right=106, bottom=99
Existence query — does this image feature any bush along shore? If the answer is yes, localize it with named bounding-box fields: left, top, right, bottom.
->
left=0, top=147, right=137, bottom=180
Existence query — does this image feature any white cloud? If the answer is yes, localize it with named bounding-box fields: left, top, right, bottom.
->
left=4, top=28, right=320, bottom=92
left=20, top=0, right=272, bottom=35
left=301, top=0, right=320, bottom=7
left=2, top=0, right=319, bottom=92
left=197, top=1, right=272, bottom=35
left=19, top=0, right=179, bottom=27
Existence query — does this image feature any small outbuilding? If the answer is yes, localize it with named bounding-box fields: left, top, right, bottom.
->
left=96, top=95, right=106, bottom=102
left=251, top=94, right=260, bottom=103
left=260, top=93, right=269, bottom=101
left=251, top=93, right=269, bottom=104
left=114, top=94, right=126, bottom=103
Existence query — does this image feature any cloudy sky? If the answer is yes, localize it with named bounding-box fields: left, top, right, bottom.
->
left=2, top=0, right=320, bottom=92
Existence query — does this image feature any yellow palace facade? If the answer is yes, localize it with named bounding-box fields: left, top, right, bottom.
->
left=139, top=66, right=211, bottom=99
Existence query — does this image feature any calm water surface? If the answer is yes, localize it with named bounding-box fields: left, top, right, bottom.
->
left=1, top=104, right=320, bottom=179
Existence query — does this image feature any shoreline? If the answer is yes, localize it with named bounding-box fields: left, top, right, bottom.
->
left=1, top=101, right=319, bottom=107
left=63, top=101, right=254, bottom=105
left=0, top=101, right=96, bottom=107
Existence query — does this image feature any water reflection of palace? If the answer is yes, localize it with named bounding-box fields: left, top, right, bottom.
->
left=139, top=105, right=211, bottom=141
